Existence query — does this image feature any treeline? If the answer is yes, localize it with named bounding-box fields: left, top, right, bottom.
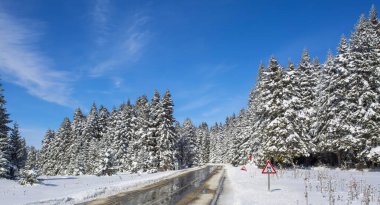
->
left=38, top=90, right=213, bottom=175
left=209, top=6, right=380, bottom=168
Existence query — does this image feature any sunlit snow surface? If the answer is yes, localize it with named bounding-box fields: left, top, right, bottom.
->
left=0, top=170, right=181, bottom=205
left=219, top=164, right=380, bottom=205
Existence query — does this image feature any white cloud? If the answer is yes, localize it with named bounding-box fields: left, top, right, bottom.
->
left=93, top=0, right=110, bottom=29
left=90, top=12, right=151, bottom=77
left=0, top=12, right=74, bottom=107
left=92, top=0, right=111, bottom=45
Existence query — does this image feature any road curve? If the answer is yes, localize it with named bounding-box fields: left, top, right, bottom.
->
left=78, top=165, right=223, bottom=205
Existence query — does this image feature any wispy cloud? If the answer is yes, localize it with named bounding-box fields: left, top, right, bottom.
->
left=0, top=12, right=74, bottom=106
left=92, top=0, right=111, bottom=45
left=90, top=7, right=151, bottom=77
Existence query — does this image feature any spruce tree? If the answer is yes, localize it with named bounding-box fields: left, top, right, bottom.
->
left=0, top=81, right=11, bottom=178
left=84, top=103, right=100, bottom=174
left=146, top=91, right=161, bottom=173
left=40, top=129, right=55, bottom=175
left=157, top=90, right=178, bottom=171
left=25, top=146, right=38, bottom=171
left=131, top=96, right=150, bottom=172
left=68, top=108, right=86, bottom=175
left=9, top=123, right=27, bottom=172
left=51, top=118, right=71, bottom=175
left=178, top=119, right=198, bottom=167
left=197, top=122, right=210, bottom=164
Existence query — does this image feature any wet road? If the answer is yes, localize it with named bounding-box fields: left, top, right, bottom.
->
left=80, top=166, right=219, bottom=205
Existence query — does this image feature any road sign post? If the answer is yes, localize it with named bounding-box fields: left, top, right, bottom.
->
left=261, top=161, right=277, bottom=192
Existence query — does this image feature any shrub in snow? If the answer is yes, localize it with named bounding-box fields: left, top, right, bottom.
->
left=18, top=169, right=40, bottom=185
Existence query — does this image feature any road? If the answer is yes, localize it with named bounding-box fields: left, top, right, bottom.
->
left=79, top=165, right=225, bottom=205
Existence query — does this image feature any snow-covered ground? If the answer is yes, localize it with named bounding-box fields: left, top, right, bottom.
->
left=219, top=164, right=380, bottom=205
left=0, top=169, right=195, bottom=205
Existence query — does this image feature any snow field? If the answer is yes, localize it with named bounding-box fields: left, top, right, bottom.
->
left=219, top=164, right=380, bottom=205
left=0, top=168, right=201, bottom=205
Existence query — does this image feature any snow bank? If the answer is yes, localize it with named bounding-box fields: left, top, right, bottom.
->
left=219, top=164, right=380, bottom=205
left=0, top=169, right=186, bottom=205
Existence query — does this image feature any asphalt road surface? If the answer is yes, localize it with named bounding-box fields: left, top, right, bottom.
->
left=79, top=165, right=224, bottom=205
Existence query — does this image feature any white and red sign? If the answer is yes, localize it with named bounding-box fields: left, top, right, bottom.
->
left=261, top=161, right=277, bottom=174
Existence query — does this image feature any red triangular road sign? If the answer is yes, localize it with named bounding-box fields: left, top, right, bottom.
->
left=241, top=165, right=247, bottom=171
left=261, top=161, right=276, bottom=174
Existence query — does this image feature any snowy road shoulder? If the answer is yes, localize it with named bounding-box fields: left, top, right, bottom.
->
left=218, top=164, right=380, bottom=205
left=0, top=167, right=201, bottom=205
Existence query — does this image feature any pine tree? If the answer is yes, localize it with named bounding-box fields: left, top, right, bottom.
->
left=329, top=36, right=356, bottom=166
left=25, top=146, right=39, bottom=171
left=157, top=91, right=178, bottom=171
left=231, top=109, right=254, bottom=166
left=50, top=118, right=71, bottom=175
left=178, top=119, right=198, bottom=168
left=113, top=104, right=133, bottom=172
left=68, top=108, right=86, bottom=175
left=131, top=96, right=150, bottom=172
left=9, top=123, right=27, bottom=172
left=95, top=105, right=110, bottom=172
left=348, top=10, right=380, bottom=166
left=0, top=81, right=11, bottom=178
left=197, top=122, right=210, bottom=164
left=84, top=103, right=100, bottom=174
left=297, top=49, right=319, bottom=145
left=208, top=123, right=219, bottom=163
left=40, top=129, right=55, bottom=175
left=248, top=63, right=265, bottom=111
left=146, top=91, right=161, bottom=173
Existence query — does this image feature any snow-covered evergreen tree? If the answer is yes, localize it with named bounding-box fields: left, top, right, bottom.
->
left=197, top=122, right=209, bottom=164
left=157, top=90, right=177, bottom=171
left=230, top=109, right=253, bottom=166
left=9, top=123, right=27, bottom=173
left=25, top=146, right=38, bottom=171
left=40, top=129, right=55, bottom=175
left=0, top=81, right=11, bottom=178
left=177, top=119, right=198, bottom=168
left=131, top=96, right=151, bottom=172
left=68, top=108, right=86, bottom=175
left=83, top=103, right=100, bottom=174
left=297, top=50, right=319, bottom=145
left=51, top=118, right=71, bottom=175
left=113, top=104, right=133, bottom=172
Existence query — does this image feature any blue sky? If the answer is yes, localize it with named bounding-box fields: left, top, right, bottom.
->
left=0, top=0, right=377, bottom=148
